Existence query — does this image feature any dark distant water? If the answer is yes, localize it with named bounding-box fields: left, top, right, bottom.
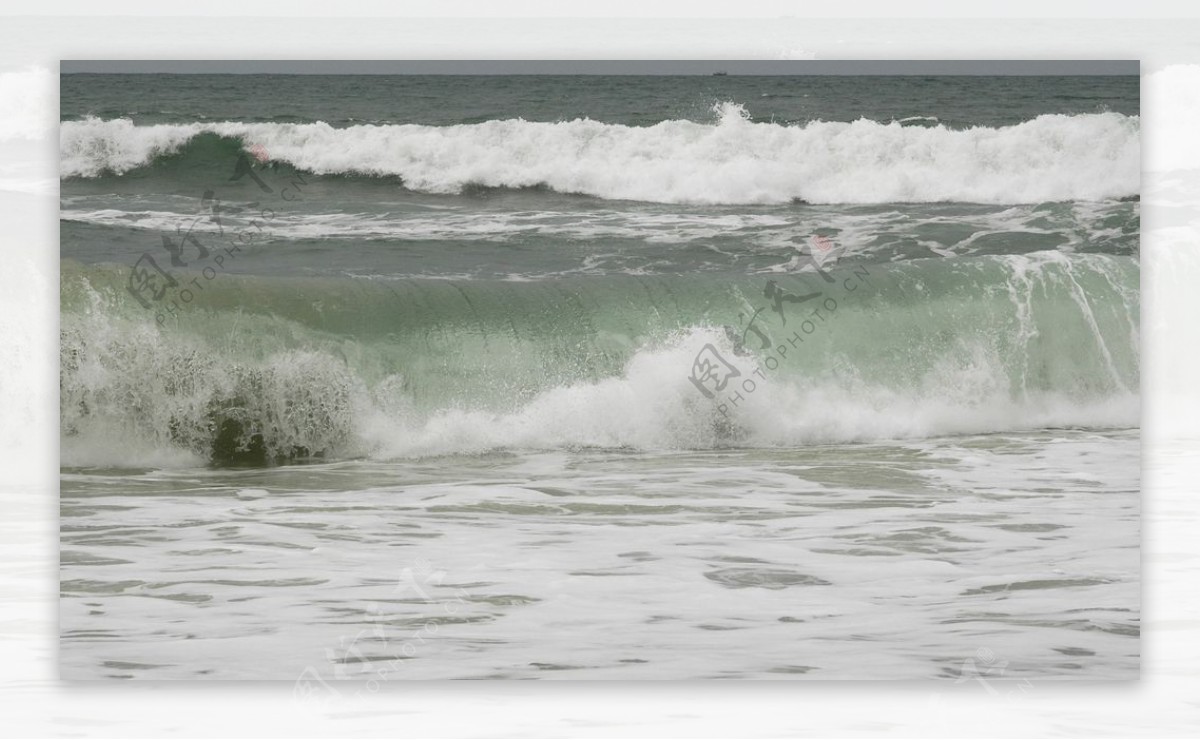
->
left=60, top=73, right=1139, bottom=127
left=59, top=73, right=1140, bottom=680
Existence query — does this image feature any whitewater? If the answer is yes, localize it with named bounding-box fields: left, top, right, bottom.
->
left=60, top=250, right=1139, bottom=467
left=60, top=106, right=1140, bottom=204
left=60, top=72, right=1140, bottom=681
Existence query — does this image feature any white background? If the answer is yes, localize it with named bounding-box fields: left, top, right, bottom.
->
left=2, top=2, right=1199, bottom=736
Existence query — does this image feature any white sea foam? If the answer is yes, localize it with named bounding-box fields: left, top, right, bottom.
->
left=58, top=202, right=1132, bottom=257
left=363, top=327, right=1139, bottom=460
left=59, top=320, right=1138, bottom=469
left=60, top=107, right=1140, bottom=204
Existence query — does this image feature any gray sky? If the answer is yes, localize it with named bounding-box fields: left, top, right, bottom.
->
left=60, top=60, right=1139, bottom=75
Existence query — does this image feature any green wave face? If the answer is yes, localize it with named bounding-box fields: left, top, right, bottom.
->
left=61, top=252, right=1139, bottom=465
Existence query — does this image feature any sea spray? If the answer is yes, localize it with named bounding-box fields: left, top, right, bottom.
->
left=61, top=111, right=1140, bottom=204
left=60, top=250, right=1139, bottom=466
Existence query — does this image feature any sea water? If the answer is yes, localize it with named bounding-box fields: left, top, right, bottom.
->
left=59, top=73, right=1140, bottom=680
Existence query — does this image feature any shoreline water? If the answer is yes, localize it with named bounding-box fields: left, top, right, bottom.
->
left=60, top=71, right=1140, bottom=679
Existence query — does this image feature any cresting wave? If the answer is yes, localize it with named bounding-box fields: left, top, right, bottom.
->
left=59, top=106, right=1140, bottom=205
left=60, top=252, right=1139, bottom=467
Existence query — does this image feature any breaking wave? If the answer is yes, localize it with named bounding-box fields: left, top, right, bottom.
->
left=60, top=251, right=1139, bottom=467
left=60, top=106, right=1140, bottom=205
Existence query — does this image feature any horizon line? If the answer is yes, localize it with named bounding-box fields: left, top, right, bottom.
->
left=60, top=60, right=1140, bottom=76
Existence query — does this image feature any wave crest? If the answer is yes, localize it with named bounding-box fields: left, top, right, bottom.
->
left=60, top=108, right=1140, bottom=205
left=60, top=252, right=1139, bottom=467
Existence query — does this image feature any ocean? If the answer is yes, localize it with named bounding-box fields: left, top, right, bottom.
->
left=59, top=72, right=1140, bottom=680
